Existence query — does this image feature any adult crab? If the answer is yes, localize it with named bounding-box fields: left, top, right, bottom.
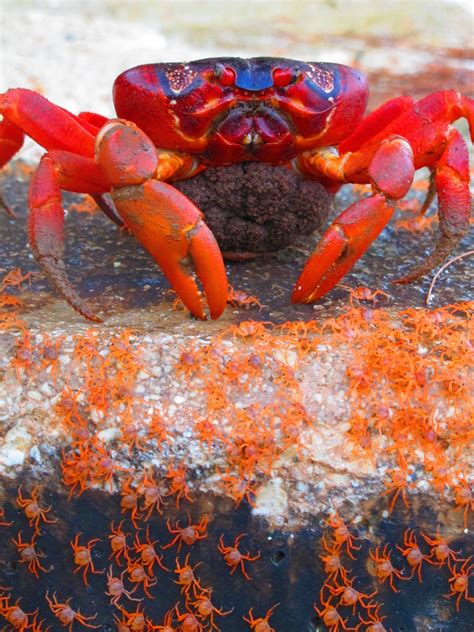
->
left=1, top=57, right=472, bottom=320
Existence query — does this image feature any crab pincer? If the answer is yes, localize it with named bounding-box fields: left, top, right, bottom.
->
left=95, top=120, right=227, bottom=320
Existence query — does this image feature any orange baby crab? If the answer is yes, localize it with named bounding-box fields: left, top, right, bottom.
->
left=358, top=603, right=389, bottom=632
left=452, top=478, right=473, bottom=528
left=188, top=589, right=234, bottom=631
left=127, top=560, right=157, bottom=599
left=420, top=528, right=464, bottom=567
left=165, top=462, right=193, bottom=507
left=326, top=513, right=361, bottom=560
left=105, top=566, right=142, bottom=607
left=444, top=556, right=474, bottom=612
left=174, top=606, right=206, bottom=632
left=314, top=591, right=355, bottom=631
left=70, top=533, right=104, bottom=586
left=16, top=485, right=58, bottom=533
left=243, top=603, right=279, bottom=632
left=227, top=286, right=264, bottom=310
left=133, top=527, right=169, bottom=574
left=12, top=530, right=50, bottom=578
left=326, top=576, right=377, bottom=615
left=114, top=604, right=146, bottom=632
left=120, top=476, right=142, bottom=528
left=369, top=544, right=406, bottom=592
left=338, top=284, right=390, bottom=306
left=173, top=554, right=204, bottom=597
left=162, top=513, right=209, bottom=552
left=136, top=469, right=166, bottom=520
left=145, top=603, right=179, bottom=632
left=396, top=529, right=432, bottom=582
left=0, top=596, right=37, bottom=632
left=218, top=533, right=261, bottom=581
left=382, top=461, right=414, bottom=514
left=46, top=591, right=99, bottom=631
left=108, top=519, right=132, bottom=566
left=320, top=533, right=350, bottom=582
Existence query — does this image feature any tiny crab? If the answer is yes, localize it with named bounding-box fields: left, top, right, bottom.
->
left=105, top=566, right=142, bottom=607
left=188, top=589, right=234, bottom=631
left=174, top=606, right=206, bottom=632
left=173, top=553, right=203, bottom=597
left=369, top=544, right=406, bottom=592
left=127, top=561, right=157, bottom=599
left=396, top=529, right=433, bottom=582
left=133, top=527, right=169, bottom=574
left=325, top=576, right=377, bottom=615
left=136, top=469, right=167, bottom=519
left=218, top=533, right=261, bottom=581
left=3, top=59, right=471, bottom=320
left=162, top=513, right=209, bottom=552
left=325, top=513, right=361, bottom=560
left=46, top=592, right=99, bottom=631
left=338, top=284, right=390, bottom=306
left=243, top=604, right=279, bottom=632
left=314, top=590, right=354, bottom=631
left=11, top=530, right=49, bottom=578
left=108, top=519, right=131, bottom=566
left=420, top=528, right=464, bottom=567
left=0, top=596, right=37, bottom=632
left=16, top=485, right=58, bottom=532
left=165, top=462, right=193, bottom=507
left=114, top=604, right=146, bottom=632
left=444, top=556, right=474, bottom=612
left=319, top=533, right=350, bottom=582
left=358, top=603, right=389, bottom=632
left=70, top=533, right=104, bottom=586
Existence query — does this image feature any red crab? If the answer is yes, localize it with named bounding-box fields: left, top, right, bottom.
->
left=1, top=57, right=472, bottom=319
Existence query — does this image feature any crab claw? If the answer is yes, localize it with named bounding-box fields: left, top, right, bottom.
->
left=112, top=180, right=227, bottom=320
left=292, top=194, right=394, bottom=303
left=95, top=119, right=227, bottom=320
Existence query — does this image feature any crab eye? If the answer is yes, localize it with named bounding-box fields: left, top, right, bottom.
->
left=214, top=63, right=236, bottom=87
left=273, top=67, right=298, bottom=88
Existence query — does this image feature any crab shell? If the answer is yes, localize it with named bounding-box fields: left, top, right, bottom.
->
left=113, top=57, right=369, bottom=165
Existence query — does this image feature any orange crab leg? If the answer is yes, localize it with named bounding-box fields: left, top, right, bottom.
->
left=0, top=89, right=97, bottom=159
left=28, top=152, right=109, bottom=322
left=395, top=127, right=471, bottom=283
left=96, top=120, right=227, bottom=320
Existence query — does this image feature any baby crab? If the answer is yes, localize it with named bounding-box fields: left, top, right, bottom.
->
left=369, top=544, right=406, bottom=592
left=11, top=530, right=49, bottom=578
left=162, top=513, right=209, bottom=552
left=243, top=603, right=279, bottom=632
left=46, top=592, right=99, bottom=631
left=396, top=529, right=433, bottom=582
left=16, top=485, right=58, bottom=532
left=70, top=533, right=104, bottom=586
left=218, top=533, right=261, bottom=581
left=445, top=556, right=474, bottom=612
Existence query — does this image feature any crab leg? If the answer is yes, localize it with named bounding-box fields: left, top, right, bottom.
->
left=0, top=89, right=97, bottom=158
left=28, top=151, right=109, bottom=321
left=96, top=120, right=227, bottom=320
left=394, top=127, right=471, bottom=283
left=293, top=136, right=414, bottom=303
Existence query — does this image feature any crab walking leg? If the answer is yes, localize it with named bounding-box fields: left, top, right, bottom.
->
left=28, top=152, right=109, bottom=322
left=96, top=120, right=227, bottom=320
left=293, top=136, right=415, bottom=303
left=0, top=89, right=97, bottom=159
left=395, top=127, right=471, bottom=284
left=0, top=118, right=25, bottom=168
